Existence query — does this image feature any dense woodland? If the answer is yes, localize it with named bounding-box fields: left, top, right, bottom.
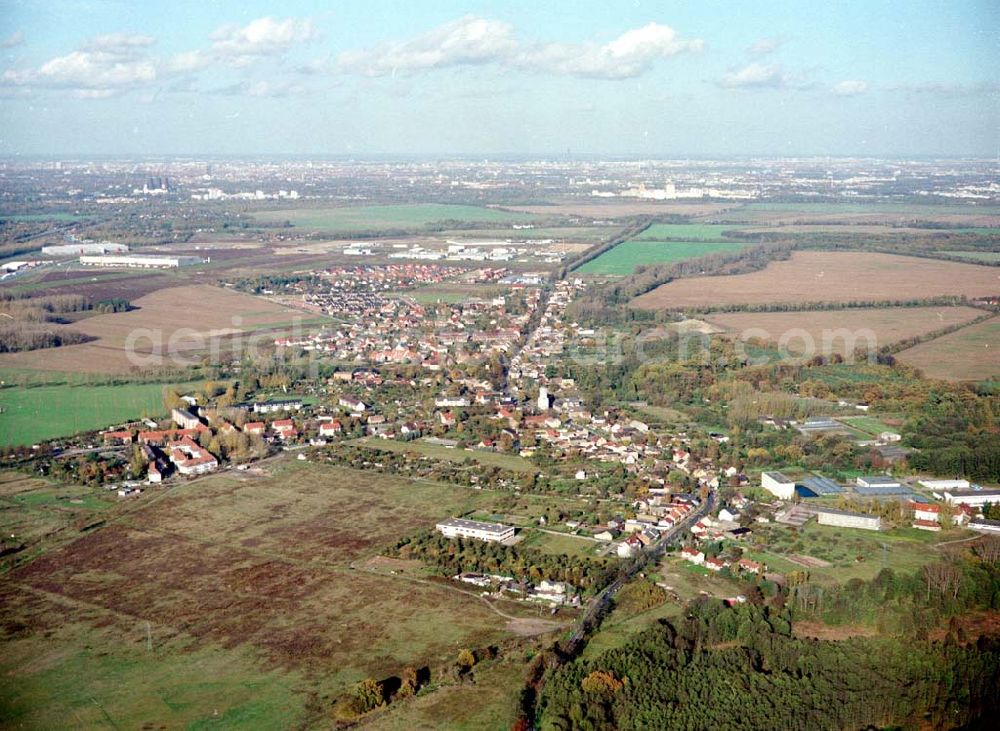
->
left=537, top=599, right=1000, bottom=730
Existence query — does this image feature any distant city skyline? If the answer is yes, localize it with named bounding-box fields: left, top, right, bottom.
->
left=1, top=0, right=997, bottom=157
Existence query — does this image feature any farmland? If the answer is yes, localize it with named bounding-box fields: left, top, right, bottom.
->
left=632, top=251, right=1000, bottom=309
left=895, top=316, right=1000, bottom=381
left=0, top=283, right=313, bottom=374
left=704, top=306, right=986, bottom=356
left=0, top=380, right=201, bottom=446
left=577, top=240, right=749, bottom=276
left=713, top=202, right=1000, bottom=226
left=0, top=460, right=545, bottom=729
left=253, top=204, right=539, bottom=233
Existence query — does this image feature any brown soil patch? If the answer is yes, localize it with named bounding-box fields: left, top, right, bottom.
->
left=793, top=621, right=878, bottom=641
left=632, top=251, right=1000, bottom=309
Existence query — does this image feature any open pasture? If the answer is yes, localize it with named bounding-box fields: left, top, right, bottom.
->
left=0, top=380, right=202, bottom=446
left=0, top=460, right=527, bottom=728
left=254, top=203, right=538, bottom=233
left=704, top=306, right=985, bottom=356
left=577, top=240, right=750, bottom=276
left=0, top=283, right=311, bottom=374
left=632, top=252, right=1000, bottom=309
left=895, top=317, right=1000, bottom=381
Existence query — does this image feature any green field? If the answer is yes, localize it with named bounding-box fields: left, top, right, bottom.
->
left=745, top=522, right=954, bottom=584
left=0, top=382, right=199, bottom=446
left=517, top=529, right=603, bottom=558
left=633, top=223, right=747, bottom=241
left=576, top=240, right=749, bottom=276
left=0, top=212, right=89, bottom=222
left=254, top=204, right=539, bottom=233
left=938, top=250, right=1000, bottom=262
left=353, top=436, right=538, bottom=474
left=837, top=415, right=898, bottom=436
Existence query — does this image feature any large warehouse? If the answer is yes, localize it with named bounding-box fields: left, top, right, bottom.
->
left=80, top=254, right=206, bottom=268
left=813, top=506, right=882, bottom=531
left=943, top=488, right=1000, bottom=508
left=436, top=518, right=515, bottom=543
left=761, top=471, right=796, bottom=500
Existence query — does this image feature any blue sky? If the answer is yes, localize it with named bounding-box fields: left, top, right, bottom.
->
left=0, top=0, right=997, bottom=156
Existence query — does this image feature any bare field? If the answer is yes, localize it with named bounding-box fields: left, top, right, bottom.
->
left=705, top=306, right=986, bottom=355
left=0, top=283, right=311, bottom=373
left=632, top=252, right=1000, bottom=309
left=1, top=461, right=530, bottom=727
left=895, top=317, right=1000, bottom=381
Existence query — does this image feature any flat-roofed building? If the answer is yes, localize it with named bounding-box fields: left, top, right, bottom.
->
left=943, top=488, right=1000, bottom=508
left=798, top=474, right=845, bottom=497
left=813, top=506, right=881, bottom=531
left=919, top=479, right=970, bottom=491
left=968, top=518, right=1000, bottom=534
left=857, top=475, right=902, bottom=489
left=80, top=254, right=206, bottom=268
left=762, top=471, right=795, bottom=500
left=436, top=518, right=515, bottom=543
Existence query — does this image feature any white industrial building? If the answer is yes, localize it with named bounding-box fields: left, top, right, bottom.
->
left=80, top=254, right=206, bottom=268
left=919, top=479, right=970, bottom=491
left=436, top=518, right=515, bottom=543
left=856, top=475, right=902, bottom=489
left=968, top=518, right=1000, bottom=534
left=42, top=242, right=129, bottom=257
left=761, top=471, right=796, bottom=500
left=813, top=506, right=882, bottom=531
left=942, top=488, right=1000, bottom=508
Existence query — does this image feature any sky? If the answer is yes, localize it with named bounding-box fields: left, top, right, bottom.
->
left=0, top=0, right=997, bottom=157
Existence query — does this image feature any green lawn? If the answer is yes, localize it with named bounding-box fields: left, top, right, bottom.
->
left=517, top=529, right=603, bottom=558
left=576, top=240, right=750, bottom=276
left=837, top=415, right=898, bottom=436
left=634, top=223, right=747, bottom=241
left=254, top=204, right=539, bottom=233
left=0, top=381, right=201, bottom=446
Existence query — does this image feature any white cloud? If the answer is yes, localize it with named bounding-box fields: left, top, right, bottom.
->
left=81, top=33, right=156, bottom=54
left=337, top=17, right=702, bottom=80
left=1, top=33, right=158, bottom=98
left=720, top=62, right=786, bottom=88
left=210, top=16, right=317, bottom=64
left=832, top=79, right=868, bottom=96
left=887, top=81, right=999, bottom=96
left=516, top=22, right=704, bottom=79
left=746, top=36, right=784, bottom=57
left=1, top=30, right=25, bottom=49
left=167, top=50, right=211, bottom=73
left=337, top=15, right=517, bottom=76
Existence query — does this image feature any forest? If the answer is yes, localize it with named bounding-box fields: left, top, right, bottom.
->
left=537, top=596, right=1000, bottom=730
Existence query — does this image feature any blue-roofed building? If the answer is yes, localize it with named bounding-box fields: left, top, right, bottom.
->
left=796, top=474, right=845, bottom=497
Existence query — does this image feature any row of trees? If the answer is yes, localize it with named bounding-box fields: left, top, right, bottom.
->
left=388, top=530, right=619, bottom=593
